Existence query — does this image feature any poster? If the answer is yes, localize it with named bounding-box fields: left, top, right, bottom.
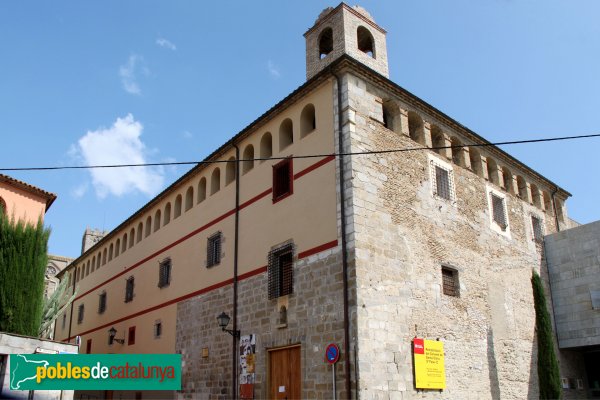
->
left=240, top=334, right=256, bottom=399
left=413, top=338, right=446, bottom=390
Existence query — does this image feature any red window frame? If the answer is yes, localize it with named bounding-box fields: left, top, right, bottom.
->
left=128, top=326, right=136, bottom=345
left=272, top=158, right=293, bottom=203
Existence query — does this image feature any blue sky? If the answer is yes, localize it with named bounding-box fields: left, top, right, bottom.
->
left=1, top=1, right=599, bottom=258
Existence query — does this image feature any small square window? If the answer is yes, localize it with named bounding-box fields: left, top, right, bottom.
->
left=128, top=326, right=136, bottom=345
left=531, top=216, right=544, bottom=243
left=206, top=232, right=222, bottom=268
left=125, top=276, right=135, bottom=303
left=98, top=291, right=107, bottom=314
left=154, top=321, right=162, bottom=338
left=491, top=193, right=507, bottom=230
left=430, top=159, right=455, bottom=202
left=86, top=339, right=92, bottom=354
left=77, top=304, right=85, bottom=324
left=441, top=267, right=459, bottom=297
left=268, top=243, right=294, bottom=299
left=158, top=258, right=172, bottom=288
left=273, top=158, right=293, bottom=202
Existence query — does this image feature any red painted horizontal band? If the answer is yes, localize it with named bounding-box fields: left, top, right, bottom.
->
left=298, top=239, right=338, bottom=259
left=65, top=238, right=338, bottom=341
left=294, top=154, right=335, bottom=180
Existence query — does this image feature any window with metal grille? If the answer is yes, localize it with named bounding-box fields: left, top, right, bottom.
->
left=154, top=321, right=162, bottom=338
left=77, top=304, right=84, bottom=324
left=430, top=160, right=454, bottom=202
left=206, top=232, right=222, bottom=267
left=128, top=326, right=136, bottom=345
left=268, top=243, right=294, bottom=299
left=125, top=276, right=134, bottom=302
left=491, top=193, right=507, bottom=230
left=441, top=267, right=459, bottom=297
left=158, top=258, right=171, bottom=287
left=98, top=291, right=107, bottom=314
left=531, top=216, right=544, bottom=243
left=272, top=158, right=293, bottom=202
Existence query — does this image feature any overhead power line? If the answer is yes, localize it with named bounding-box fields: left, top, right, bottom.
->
left=1, top=133, right=599, bottom=172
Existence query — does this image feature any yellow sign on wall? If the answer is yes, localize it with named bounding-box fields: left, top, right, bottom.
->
left=413, top=338, right=446, bottom=389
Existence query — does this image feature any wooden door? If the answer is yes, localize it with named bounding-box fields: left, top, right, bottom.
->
left=269, top=346, right=301, bottom=399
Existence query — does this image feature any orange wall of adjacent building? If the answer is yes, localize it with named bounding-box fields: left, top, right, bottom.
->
left=0, top=183, right=48, bottom=224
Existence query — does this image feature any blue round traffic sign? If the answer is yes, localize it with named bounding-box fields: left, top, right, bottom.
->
left=325, top=343, right=340, bottom=364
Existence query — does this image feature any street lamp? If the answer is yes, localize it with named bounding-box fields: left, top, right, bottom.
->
left=108, top=327, right=125, bottom=345
left=217, top=312, right=240, bottom=338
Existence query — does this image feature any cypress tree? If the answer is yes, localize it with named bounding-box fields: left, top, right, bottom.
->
left=0, top=213, right=50, bottom=336
left=532, top=270, right=562, bottom=399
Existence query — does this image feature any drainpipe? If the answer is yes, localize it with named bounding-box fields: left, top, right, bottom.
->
left=232, top=144, right=241, bottom=399
left=333, top=72, right=353, bottom=399
left=551, top=186, right=561, bottom=233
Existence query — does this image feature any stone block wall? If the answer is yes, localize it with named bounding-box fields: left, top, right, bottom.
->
left=175, top=247, right=350, bottom=400
left=341, top=71, right=560, bottom=399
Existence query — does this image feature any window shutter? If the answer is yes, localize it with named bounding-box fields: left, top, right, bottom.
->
left=268, top=243, right=294, bottom=299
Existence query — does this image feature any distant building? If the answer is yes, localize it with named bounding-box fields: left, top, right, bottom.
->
left=545, top=220, right=600, bottom=398
left=81, top=228, right=108, bottom=254
left=56, top=3, right=577, bottom=399
left=0, top=173, right=56, bottom=225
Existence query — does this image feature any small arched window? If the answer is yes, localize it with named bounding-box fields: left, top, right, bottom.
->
left=357, top=26, right=375, bottom=58
left=279, top=118, right=293, bottom=151
left=430, top=125, right=445, bottom=155
left=409, top=112, right=425, bottom=146
left=517, top=176, right=528, bottom=199
left=102, top=249, right=107, bottom=265
left=115, top=239, right=121, bottom=256
left=318, top=27, right=333, bottom=59
left=136, top=223, right=143, bottom=243
left=91, top=256, right=95, bottom=272
left=197, top=178, right=207, bottom=203
left=487, top=158, right=499, bottom=185
left=185, top=186, right=194, bottom=211
left=469, top=147, right=483, bottom=177
left=129, top=228, right=135, bottom=247
left=145, top=216, right=152, bottom=237
left=122, top=234, right=128, bottom=253
left=502, top=167, right=513, bottom=194
left=174, top=195, right=182, bottom=218
left=164, top=203, right=171, bottom=226
left=109, top=243, right=114, bottom=261
left=260, top=132, right=272, bottom=162
left=225, top=157, right=236, bottom=186
left=154, top=210, right=161, bottom=232
left=242, top=145, right=254, bottom=175
left=451, top=137, right=464, bottom=167
left=211, top=168, right=221, bottom=195
left=531, top=183, right=542, bottom=208
left=300, top=104, right=316, bottom=138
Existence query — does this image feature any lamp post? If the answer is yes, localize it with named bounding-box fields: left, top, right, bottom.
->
left=217, top=312, right=240, bottom=338
left=108, top=327, right=125, bottom=345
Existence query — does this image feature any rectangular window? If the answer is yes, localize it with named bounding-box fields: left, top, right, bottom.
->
left=154, top=321, right=162, bottom=338
left=268, top=243, right=294, bottom=299
left=491, top=193, right=507, bottom=230
left=86, top=339, right=92, bottom=354
left=98, top=292, right=107, bottom=314
left=158, top=258, right=172, bottom=288
left=531, top=216, right=544, bottom=243
left=272, top=158, right=293, bottom=202
left=77, top=304, right=84, bottom=324
left=206, top=232, right=222, bottom=267
left=430, top=159, right=455, bottom=202
left=125, top=277, right=135, bottom=303
left=128, top=326, right=136, bottom=345
left=441, top=266, right=459, bottom=297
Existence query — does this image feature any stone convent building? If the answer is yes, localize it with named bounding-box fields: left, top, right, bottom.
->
left=55, top=4, right=579, bottom=399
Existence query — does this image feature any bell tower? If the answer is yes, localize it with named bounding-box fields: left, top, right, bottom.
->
left=304, top=3, right=389, bottom=80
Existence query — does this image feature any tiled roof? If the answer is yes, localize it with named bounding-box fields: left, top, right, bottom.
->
left=0, top=173, right=57, bottom=211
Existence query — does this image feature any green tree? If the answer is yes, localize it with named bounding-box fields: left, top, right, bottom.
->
left=0, top=213, right=50, bottom=336
left=532, top=270, right=562, bottom=399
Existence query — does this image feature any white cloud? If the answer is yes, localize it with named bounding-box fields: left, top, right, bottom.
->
left=71, top=183, right=88, bottom=199
left=156, top=37, right=177, bottom=51
left=182, top=130, right=193, bottom=139
left=267, top=60, right=281, bottom=79
left=74, top=114, right=165, bottom=198
left=119, top=54, right=147, bottom=95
